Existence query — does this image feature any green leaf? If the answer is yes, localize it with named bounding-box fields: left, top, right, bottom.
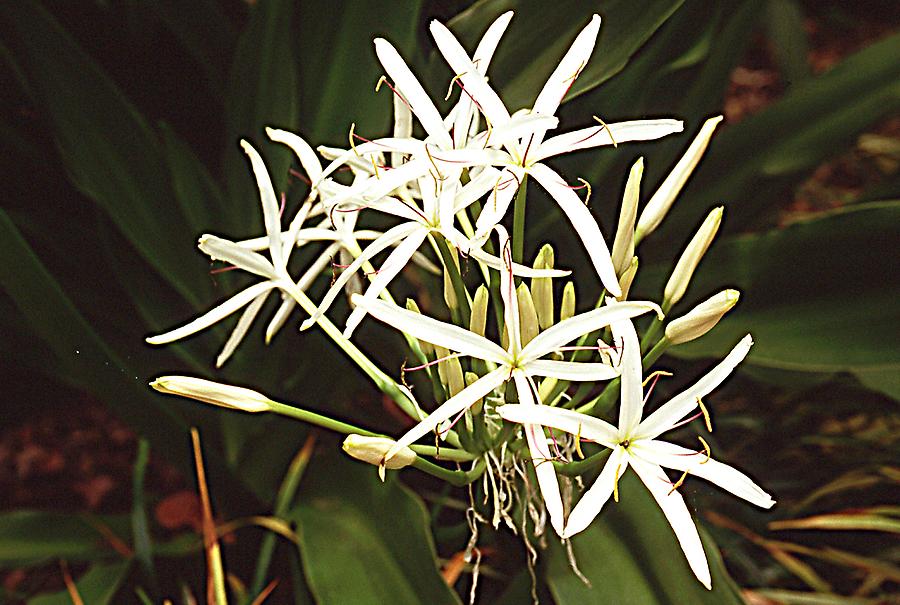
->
left=0, top=511, right=126, bottom=567
left=666, top=202, right=900, bottom=399
left=547, top=472, right=745, bottom=604
left=28, top=560, right=131, bottom=605
left=289, top=453, right=460, bottom=605
left=770, top=507, right=900, bottom=534
left=764, top=0, right=811, bottom=88
left=223, top=0, right=300, bottom=234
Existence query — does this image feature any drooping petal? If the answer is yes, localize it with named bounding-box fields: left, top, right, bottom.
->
left=451, top=166, right=502, bottom=214
left=328, top=159, right=432, bottom=208
left=528, top=162, right=620, bottom=296
left=392, top=92, right=413, bottom=168
left=636, top=335, right=753, bottom=440
left=520, top=300, right=661, bottom=362
left=495, top=226, right=521, bottom=356
left=514, top=371, right=565, bottom=536
left=612, top=317, right=644, bottom=436
left=562, top=446, right=627, bottom=538
left=525, top=359, right=619, bottom=382
left=342, top=228, right=430, bottom=338
left=146, top=281, right=279, bottom=345
left=351, top=295, right=508, bottom=364
left=473, top=166, right=524, bottom=238
left=464, top=243, right=571, bottom=279
left=429, top=20, right=511, bottom=128
left=495, top=404, right=618, bottom=448
left=216, top=291, right=269, bottom=368
left=199, top=235, right=276, bottom=280
left=299, top=222, right=421, bottom=331
left=631, top=440, right=775, bottom=509
left=532, top=119, right=684, bottom=163
left=373, top=38, right=452, bottom=148
left=266, top=127, right=323, bottom=184
left=317, top=139, right=423, bottom=183
left=386, top=367, right=509, bottom=459
left=629, top=457, right=712, bottom=589
left=240, top=140, right=284, bottom=270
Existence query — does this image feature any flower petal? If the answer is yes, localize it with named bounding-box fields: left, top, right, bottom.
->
left=533, top=119, right=684, bottom=163
left=520, top=300, right=660, bottom=362
left=632, top=440, right=775, bottom=509
left=629, top=457, right=711, bottom=589
left=373, top=38, right=452, bottom=148
left=612, top=317, right=644, bottom=436
left=386, top=367, right=508, bottom=458
left=474, top=167, right=523, bottom=238
left=266, top=127, right=323, bottom=184
left=146, top=281, right=279, bottom=345
left=329, top=159, right=432, bottom=208
left=240, top=140, right=284, bottom=270
left=495, top=404, right=617, bottom=448
left=525, top=359, right=618, bottom=382
left=199, top=235, right=276, bottom=279
left=562, top=446, right=627, bottom=538
left=514, top=371, right=565, bottom=536
left=528, top=162, right=620, bottom=296
left=495, top=225, right=521, bottom=356
left=351, top=295, right=508, bottom=364
left=636, top=335, right=753, bottom=440
left=216, top=291, right=269, bottom=368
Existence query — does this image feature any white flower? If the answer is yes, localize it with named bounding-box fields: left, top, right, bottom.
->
left=497, top=320, right=773, bottom=589
left=352, top=226, right=662, bottom=534
left=150, top=376, right=273, bottom=412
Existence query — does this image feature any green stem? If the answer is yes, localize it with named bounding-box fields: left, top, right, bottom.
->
left=432, top=234, right=472, bottom=321
left=412, top=457, right=487, bottom=487
left=554, top=448, right=611, bottom=476
left=512, top=175, right=529, bottom=266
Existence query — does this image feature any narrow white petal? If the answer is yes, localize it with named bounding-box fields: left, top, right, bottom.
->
left=451, top=166, right=502, bottom=213
left=630, top=458, right=711, bottom=589
left=342, top=229, right=429, bottom=338
left=199, top=235, right=277, bottom=280
left=329, top=160, right=431, bottom=208
left=514, top=372, right=565, bottom=536
left=466, top=244, right=571, bottom=278
left=352, top=295, right=508, bottom=364
left=240, top=140, right=284, bottom=270
left=529, top=163, right=621, bottom=296
left=374, top=38, right=452, bottom=148
left=216, top=291, right=269, bottom=368
left=563, top=447, right=627, bottom=538
left=429, top=20, right=511, bottom=128
left=469, top=114, right=560, bottom=150
left=392, top=94, right=413, bottom=168
left=358, top=196, right=427, bottom=223
left=525, top=359, right=618, bottom=382
left=636, top=335, right=753, bottom=440
left=532, top=15, right=601, bottom=135
left=474, top=167, right=522, bottom=237
left=520, top=300, right=660, bottom=362
left=387, top=367, right=508, bottom=458
left=495, top=226, right=521, bottom=356
left=533, top=119, right=684, bottom=162
left=146, top=281, right=278, bottom=345
left=612, top=318, right=644, bottom=435
left=299, top=223, right=421, bottom=330
left=265, top=295, right=295, bottom=345
left=495, top=404, right=618, bottom=448
left=631, top=440, right=775, bottom=509
left=266, top=128, right=323, bottom=184
left=317, top=139, right=422, bottom=182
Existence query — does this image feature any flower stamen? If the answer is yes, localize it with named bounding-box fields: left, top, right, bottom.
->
left=667, top=469, right=690, bottom=495
left=592, top=115, right=618, bottom=147
left=696, top=396, right=713, bottom=432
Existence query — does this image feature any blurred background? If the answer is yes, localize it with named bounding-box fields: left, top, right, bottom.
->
left=0, top=1, right=898, bottom=603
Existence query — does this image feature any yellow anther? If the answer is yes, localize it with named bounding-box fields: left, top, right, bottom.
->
left=642, top=370, right=674, bottom=387
left=574, top=423, right=585, bottom=460
left=697, top=396, right=713, bottom=432
left=697, top=436, right=711, bottom=464
left=370, top=155, right=380, bottom=180
left=349, top=123, right=359, bottom=157
left=613, top=464, right=622, bottom=502
left=577, top=178, right=592, bottom=207
left=592, top=115, right=618, bottom=148
left=375, top=75, right=387, bottom=93
left=424, top=145, right=445, bottom=182
left=562, top=60, right=586, bottom=84
left=445, top=72, right=466, bottom=101
left=482, top=115, right=493, bottom=149
left=668, top=469, right=690, bottom=495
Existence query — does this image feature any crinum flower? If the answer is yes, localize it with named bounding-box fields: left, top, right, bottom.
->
left=497, top=319, right=774, bottom=588
left=352, top=226, right=662, bottom=534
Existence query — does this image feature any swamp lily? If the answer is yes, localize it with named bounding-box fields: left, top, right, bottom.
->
left=497, top=319, right=773, bottom=589
left=353, top=226, right=662, bottom=534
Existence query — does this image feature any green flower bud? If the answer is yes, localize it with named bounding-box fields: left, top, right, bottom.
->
left=470, top=285, right=489, bottom=337
left=618, top=256, right=639, bottom=300
left=531, top=244, right=555, bottom=330
left=342, top=435, right=416, bottom=469
left=442, top=246, right=461, bottom=311
left=465, top=371, right=484, bottom=414
left=516, top=283, right=540, bottom=346
left=611, top=158, right=643, bottom=276
left=405, top=299, right=434, bottom=356
left=150, top=376, right=272, bottom=413
left=560, top=281, right=576, bottom=322
left=666, top=289, right=739, bottom=344
left=664, top=207, right=723, bottom=310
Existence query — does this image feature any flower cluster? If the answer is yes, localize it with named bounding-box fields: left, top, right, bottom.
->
left=148, top=12, right=773, bottom=589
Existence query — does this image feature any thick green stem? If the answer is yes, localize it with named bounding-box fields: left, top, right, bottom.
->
left=432, top=234, right=471, bottom=321
left=412, top=457, right=487, bottom=487
left=554, top=448, right=611, bottom=476
left=512, top=175, right=529, bottom=266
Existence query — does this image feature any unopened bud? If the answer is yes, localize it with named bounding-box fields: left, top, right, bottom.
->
left=435, top=346, right=465, bottom=398
left=611, top=158, right=643, bottom=275
left=465, top=372, right=484, bottom=414
left=560, top=281, right=576, bottom=322
left=150, top=376, right=272, bottom=413
left=531, top=244, right=555, bottom=329
left=342, top=435, right=416, bottom=469
left=666, top=289, right=739, bottom=344
left=617, top=256, right=639, bottom=301
left=406, top=299, right=434, bottom=356
left=443, top=246, right=461, bottom=311
left=636, top=116, right=723, bottom=242
left=664, top=207, right=723, bottom=309
left=516, top=283, right=539, bottom=345
left=470, top=285, right=489, bottom=337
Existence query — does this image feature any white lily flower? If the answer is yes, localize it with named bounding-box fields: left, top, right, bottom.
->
left=496, top=320, right=773, bottom=589
left=352, top=226, right=661, bottom=534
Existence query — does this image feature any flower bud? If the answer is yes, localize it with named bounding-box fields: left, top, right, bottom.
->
left=434, top=346, right=465, bottom=398
left=666, top=289, right=739, bottom=344
left=342, top=435, right=416, bottom=469
left=406, top=299, right=434, bottom=356
left=150, top=376, right=272, bottom=413
left=442, top=246, right=461, bottom=311
left=611, top=158, right=643, bottom=275
left=664, top=207, right=723, bottom=310
left=617, top=256, right=639, bottom=301
left=530, top=244, right=555, bottom=329
left=560, top=281, right=576, bottom=322
left=516, top=283, right=540, bottom=346
left=465, top=371, right=484, bottom=414
left=470, top=285, right=489, bottom=337
left=635, top=116, right=723, bottom=242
